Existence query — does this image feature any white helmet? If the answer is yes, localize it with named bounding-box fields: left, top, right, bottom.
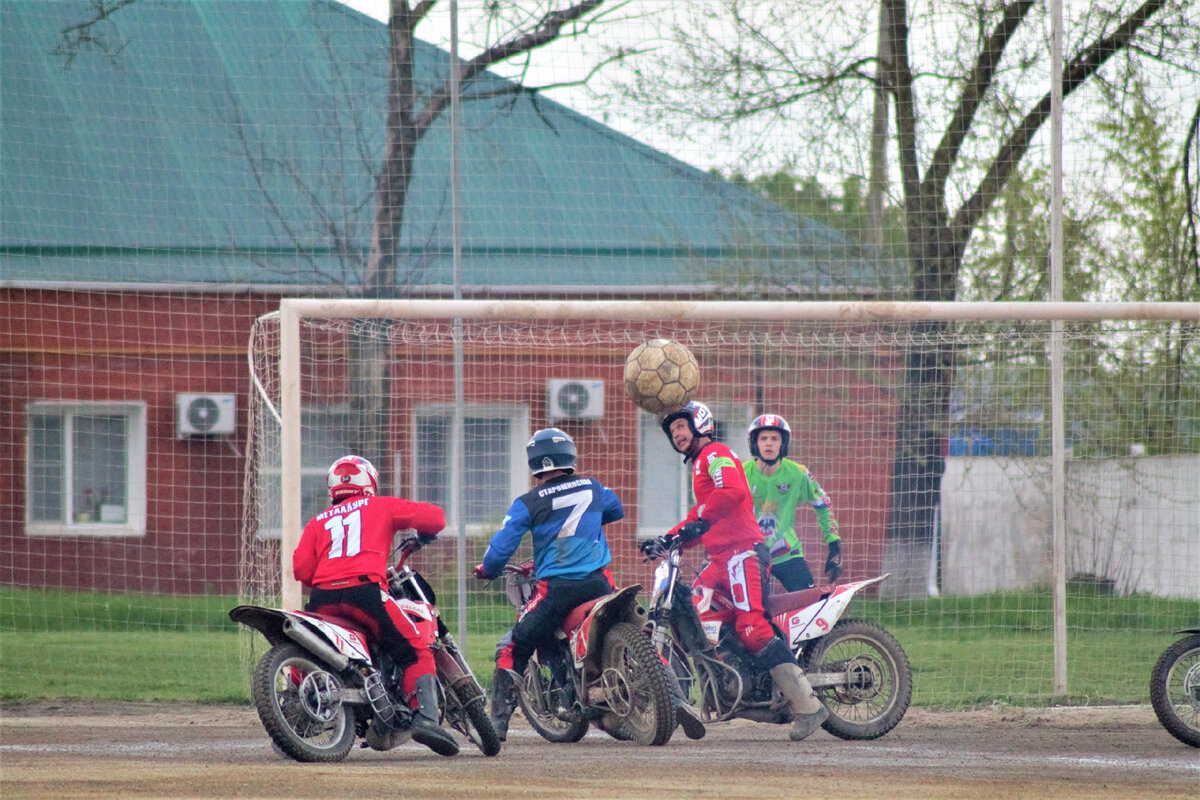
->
left=327, top=455, right=379, bottom=502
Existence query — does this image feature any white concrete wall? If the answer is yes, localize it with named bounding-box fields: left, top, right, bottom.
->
left=940, top=455, right=1200, bottom=599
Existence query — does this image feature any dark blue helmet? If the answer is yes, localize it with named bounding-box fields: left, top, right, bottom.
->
left=526, top=428, right=577, bottom=476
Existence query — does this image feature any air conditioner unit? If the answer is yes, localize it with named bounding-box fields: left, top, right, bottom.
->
left=177, top=393, right=236, bottom=437
left=547, top=379, right=604, bottom=420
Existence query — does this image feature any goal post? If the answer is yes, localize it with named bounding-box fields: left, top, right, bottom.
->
left=248, top=297, right=1199, bottom=703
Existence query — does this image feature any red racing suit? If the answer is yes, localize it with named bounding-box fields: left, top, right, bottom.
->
left=668, top=440, right=775, bottom=656
left=293, top=495, right=445, bottom=699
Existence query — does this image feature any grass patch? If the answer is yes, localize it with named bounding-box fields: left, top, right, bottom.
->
left=3, top=583, right=1195, bottom=707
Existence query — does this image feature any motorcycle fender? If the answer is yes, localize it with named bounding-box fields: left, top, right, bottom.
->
left=293, top=611, right=374, bottom=662
left=570, top=585, right=644, bottom=673
left=780, top=575, right=888, bottom=647
left=230, top=604, right=372, bottom=664
left=433, top=644, right=468, bottom=687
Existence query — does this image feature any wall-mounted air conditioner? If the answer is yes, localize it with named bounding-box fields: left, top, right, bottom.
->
left=177, top=393, right=236, bottom=437
left=547, top=379, right=604, bottom=420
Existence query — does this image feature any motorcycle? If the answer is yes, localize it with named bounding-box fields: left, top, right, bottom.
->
left=1150, top=628, right=1200, bottom=747
left=640, top=535, right=912, bottom=740
left=230, top=535, right=501, bottom=762
left=498, top=559, right=678, bottom=746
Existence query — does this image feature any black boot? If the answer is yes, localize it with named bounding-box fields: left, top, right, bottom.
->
left=411, top=674, right=460, bottom=756
left=673, top=695, right=707, bottom=740
left=489, top=667, right=520, bottom=742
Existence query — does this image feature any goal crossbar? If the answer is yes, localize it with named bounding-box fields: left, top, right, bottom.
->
left=281, top=298, right=1199, bottom=323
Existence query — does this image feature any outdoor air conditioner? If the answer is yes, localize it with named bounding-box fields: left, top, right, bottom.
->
left=547, top=379, right=605, bottom=420
left=177, top=393, right=236, bottom=437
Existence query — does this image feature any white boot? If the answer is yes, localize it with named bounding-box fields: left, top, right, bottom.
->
left=769, top=662, right=828, bottom=741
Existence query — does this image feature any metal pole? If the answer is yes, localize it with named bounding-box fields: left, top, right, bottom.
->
left=449, top=0, right=468, bottom=646
left=1049, top=0, right=1068, bottom=698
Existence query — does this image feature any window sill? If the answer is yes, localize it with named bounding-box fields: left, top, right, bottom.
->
left=25, top=522, right=145, bottom=538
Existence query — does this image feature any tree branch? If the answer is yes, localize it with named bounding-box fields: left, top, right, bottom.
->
left=414, top=0, right=606, bottom=133
left=923, top=1, right=1035, bottom=198
left=954, top=0, right=1170, bottom=242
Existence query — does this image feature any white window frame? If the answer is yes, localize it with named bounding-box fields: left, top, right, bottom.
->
left=256, top=405, right=352, bottom=541
left=411, top=403, right=529, bottom=535
left=25, top=401, right=147, bottom=538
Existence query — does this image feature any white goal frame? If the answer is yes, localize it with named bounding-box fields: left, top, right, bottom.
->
left=276, top=297, right=1199, bottom=693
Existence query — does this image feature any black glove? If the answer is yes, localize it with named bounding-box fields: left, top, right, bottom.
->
left=676, top=518, right=711, bottom=544
left=825, top=539, right=843, bottom=582
left=417, top=532, right=438, bottom=546
left=639, top=534, right=678, bottom=558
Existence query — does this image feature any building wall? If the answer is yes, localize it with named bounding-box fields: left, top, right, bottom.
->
left=2, top=291, right=898, bottom=594
left=940, top=455, right=1200, bottom=599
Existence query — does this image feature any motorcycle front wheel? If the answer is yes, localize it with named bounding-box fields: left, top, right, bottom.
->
left=800, top=618, right=912, bottom=741
left=443, top=675, right=503, bottom=756
left=517, top=649, right=589, bottom=743
left=1149, top=633, right=1200, bottom=747
left=601, top=622, right=675, bottom=746
left=250, top=642, right=357, bottom=762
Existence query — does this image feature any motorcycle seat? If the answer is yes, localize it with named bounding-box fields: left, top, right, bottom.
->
left=764, top=585, right=831, bottom=617
left=558, top=594, right=611, bottom=636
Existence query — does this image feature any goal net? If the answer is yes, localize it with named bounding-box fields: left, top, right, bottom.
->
left=242, top=299, right=1199, bottom=707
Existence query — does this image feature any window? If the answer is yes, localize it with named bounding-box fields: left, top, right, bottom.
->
left=637, top=402, right=753, bottom=536
left=257, top=407, right=351, bottom=540
left=413, top=404, right=529, bottom=531
left=26, top=402, right=147, bottom=537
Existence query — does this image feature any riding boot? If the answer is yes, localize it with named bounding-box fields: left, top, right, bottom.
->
left=768, top=662, right=828, bottom=741
left=411, top=674, right=460, bottom=756
left=663, top=658, right=706, bottom=740
left=489, top=667, right=521, bottom=742
left=673, top=695, right=707, bottom=740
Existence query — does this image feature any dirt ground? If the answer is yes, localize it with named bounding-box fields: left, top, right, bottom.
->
left=1, top=700, right=1196, bottom=800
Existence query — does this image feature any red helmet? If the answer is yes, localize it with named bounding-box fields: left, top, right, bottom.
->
left=327, top=455, right=379, bottom=502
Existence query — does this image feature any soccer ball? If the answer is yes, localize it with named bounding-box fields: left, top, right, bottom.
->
left=623, top=339, right=700, bottom=414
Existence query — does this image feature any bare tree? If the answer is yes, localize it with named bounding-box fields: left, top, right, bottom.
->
left=60, top=0, right=617, bottom=462
left=610, top=0, right=1197, bottom=592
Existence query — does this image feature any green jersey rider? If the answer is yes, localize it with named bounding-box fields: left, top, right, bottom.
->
left=743, top=414, right=842, bottom=592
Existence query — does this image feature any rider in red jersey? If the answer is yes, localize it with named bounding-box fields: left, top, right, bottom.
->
left=293, top=455, right=458, bottom=756
left=659, top=402, right=829, bottom=741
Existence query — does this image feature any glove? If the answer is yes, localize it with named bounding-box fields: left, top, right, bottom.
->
left=417, top=533, right=438, bottom=546
left=639, top=534, right=678, bottom=558
left=825, top=539, right=843, bottom=582
left=676, top=518, right=711, bottom=544
left=472, top=564, right=489, bottom=580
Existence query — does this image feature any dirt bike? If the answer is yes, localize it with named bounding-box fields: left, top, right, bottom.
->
left=230, top=535, right=501, bottom=762
left=1150, top=628, right=1200, bottom=748
left=640, top=535, right=912, bottom=740
left=498, top=559, right=677, bottom=745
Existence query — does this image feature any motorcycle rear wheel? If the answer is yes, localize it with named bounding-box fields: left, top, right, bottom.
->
left=251, top=642, right=356, bottom=762
left=800, top=618, right=912, bottom=741
left=1149, top=633, right=1200, bottom=747
left=517, top=649, right=589, bottom=743
left=601, top=622, right=675, bottom=746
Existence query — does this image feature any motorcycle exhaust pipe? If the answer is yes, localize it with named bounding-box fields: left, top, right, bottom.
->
left=282, top=618, right=351, bottom=672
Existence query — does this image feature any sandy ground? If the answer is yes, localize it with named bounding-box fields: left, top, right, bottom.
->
left=1, top=701, right=1196, bottom=799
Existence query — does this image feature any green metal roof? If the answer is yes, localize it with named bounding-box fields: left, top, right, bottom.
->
left=1, top=0, right=903, bottom=294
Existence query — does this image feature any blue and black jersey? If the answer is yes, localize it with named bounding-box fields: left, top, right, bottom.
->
left=481, top=474, right=623, bottom=580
